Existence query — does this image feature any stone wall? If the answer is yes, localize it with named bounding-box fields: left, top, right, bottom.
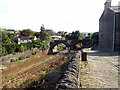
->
left=115, top=13, right=120, bottom=51
left=55, top=53, right=80, bottom=89
left=0, top=48, right=40, bottom=63
left=99, top=8, right=114, bottom=52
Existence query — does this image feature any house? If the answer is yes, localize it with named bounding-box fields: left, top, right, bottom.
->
left=6, top=29, right=15, bottom=34
left=51, top=36, right=62, bottom=40
left=0, top=29, right=18, bottom=34
left=17, top=36, right=37, bottom=44
left=99, top=0, right=120, bottom=52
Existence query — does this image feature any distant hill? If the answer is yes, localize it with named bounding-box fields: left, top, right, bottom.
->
left=81, top=32, right=94, bottom=34
left=0, top=28, right=6, bottom=31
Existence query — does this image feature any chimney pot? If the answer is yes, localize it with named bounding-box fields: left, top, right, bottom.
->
left=118, top=1, right=120, bottom=7
left=106, top=0, right=111, bottom=2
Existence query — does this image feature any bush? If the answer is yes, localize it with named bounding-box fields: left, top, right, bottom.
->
left=33, top=40, right=49, bottom=50
left=18, top=45, right=25, bottom=52
left=25, top=42, right=34, bottom=50
left=10, top=59, right=16, bottom=62
left=16, top=59, right=19, bottom=61
left=1, top=46, right=7, bottom=56
left=2, top=43, right=17, bottom=54
left=40, top=41, right=49, bottom=50
left=26, top=56, right=30, bottom=58
left=32, top=52, right=36, bottom=55
left=19, top=57, right=24, bottom=60
left=12, top=52, right=16, bottom=55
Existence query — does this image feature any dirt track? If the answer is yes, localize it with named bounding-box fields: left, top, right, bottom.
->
left=80, top=49, right=120, bottom=88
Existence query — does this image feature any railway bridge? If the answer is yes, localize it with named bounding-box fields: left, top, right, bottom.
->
left=47, top=40, right=87, bottom=55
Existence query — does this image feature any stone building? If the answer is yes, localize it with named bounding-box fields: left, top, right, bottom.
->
left=99, top=0, right=120, bottom=52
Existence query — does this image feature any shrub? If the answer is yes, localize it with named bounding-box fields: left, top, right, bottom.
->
left=19, top=56, right=26, bottom=60
left=1, top=46, right=7, bottom=56
left=11, top=59, right=16, bottom=62
left=25, top=42, right=34, bottom=50
left=2, top=43, right=17, bottom=54
left=19, top=57, right=24, bottom=60
left=16, top=59, right=19, bottom=61
left=13, top=52, right=16, bottom=55
left=32, top=52, right=36, bottom=55
left=18, top=45, right=25, bottom=52
left=26, top=56, right=30, bottom=58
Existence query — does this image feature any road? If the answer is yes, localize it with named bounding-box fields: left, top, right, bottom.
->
left=80, top=49, right=120, bottom=88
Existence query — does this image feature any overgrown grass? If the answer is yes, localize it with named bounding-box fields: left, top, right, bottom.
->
left=2, top=50, right=69, bottom=88
left=2, top=51, right=69, bottom=88
left=5, top=55, right=41, bottom=68
left=80, top=62, right=88, bottom=69
left=2, top=55, right=56, bottom=83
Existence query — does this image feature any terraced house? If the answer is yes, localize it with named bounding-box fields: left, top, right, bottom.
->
left=99, top=0, right=120, bottom=52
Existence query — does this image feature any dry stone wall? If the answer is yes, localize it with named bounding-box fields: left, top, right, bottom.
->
left=55, top=53, right=80, bottom=89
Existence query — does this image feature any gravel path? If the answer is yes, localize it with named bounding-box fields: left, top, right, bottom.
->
left=80, top=49, right=120, bottom=88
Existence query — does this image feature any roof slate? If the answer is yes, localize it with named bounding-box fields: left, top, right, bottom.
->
left=109, top=6, right=120, bottom=13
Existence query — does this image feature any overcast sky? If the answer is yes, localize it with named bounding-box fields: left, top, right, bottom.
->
left=0, top=0, right=119, bottom=33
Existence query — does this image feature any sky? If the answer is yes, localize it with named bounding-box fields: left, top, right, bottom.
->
left=0, top=0, right=119, bottom=33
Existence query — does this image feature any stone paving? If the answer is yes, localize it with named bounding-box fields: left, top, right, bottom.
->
left=80, top=49, right=120, bottom=88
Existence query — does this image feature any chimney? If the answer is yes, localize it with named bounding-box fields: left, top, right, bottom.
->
left=118, top=1, right=120, bottom=7
left=104, top=0, right=111, bottom=10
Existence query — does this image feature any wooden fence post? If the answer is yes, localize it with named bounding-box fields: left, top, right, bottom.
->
left=81, top=52, right=87, bottom=61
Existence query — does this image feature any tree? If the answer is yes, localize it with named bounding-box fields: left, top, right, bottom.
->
left=65, top=34, right=70, bottom=40
left=39, top=24, right=56, bottom=41
left=9, top=34, right=17, bottom=43
left=65, top=30, right=80, bottom=40
left=40, top=41, right=49, bottom=50
left=40, top=24, right=45, bottom=32
left=39, top=25, right=49, bottom=41
left=91, top=32, right=99, bottom=46
left=1, top=32, right=9, bottom=43
left=25, top=42, right=34, bottom=50
left=2, top=36, right=12, bottom=44
left=18, top=45, right=25, bottom=52
left=1, top=46, right=7, bottom=56
left=34, top=32, right=40, bottom=38
left=40, top=32, right=49, bottom=41
left=33, top=39, right=40, bottom=48
left=45, top=29, right=55, bottom=36
left=88, top=33, right=92, bottom=37
left=2, top=43, right=17, bottom=54
left=79, top=33, right=85, bottom=40
left=20, top=29, right=35, bottom=36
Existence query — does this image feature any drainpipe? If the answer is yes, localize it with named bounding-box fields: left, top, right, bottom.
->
left=113, top=13, right=115, bottom=51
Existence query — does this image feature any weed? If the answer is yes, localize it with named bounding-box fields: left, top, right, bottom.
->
left=80, top=62, right=84, bottom=69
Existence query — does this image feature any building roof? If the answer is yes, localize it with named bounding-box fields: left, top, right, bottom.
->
left=51, top=36, right=62, bottom=38
left=7, top=29, right=15, bottom=31
left=18, top=36, right=29, bottom=40
left=109, top=6, right=120, bottom=13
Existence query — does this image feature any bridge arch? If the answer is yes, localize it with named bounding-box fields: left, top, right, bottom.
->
left=47, top=39, right=86, bottom=55
left=53, top=43, right=68, bottom=52
left=48, top=40, right=70, bottom=54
